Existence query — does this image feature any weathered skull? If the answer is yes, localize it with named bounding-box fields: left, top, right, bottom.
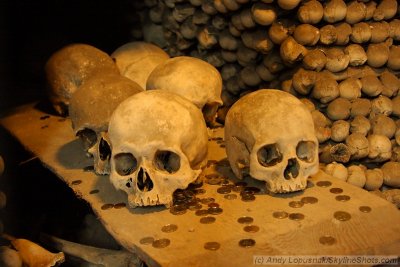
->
left=69, top=72, right=143, bottom=175
left=111, top=41, right=170, bottom=89
left=146, top=56, right=223, bottom=126
left=225, top=89, right=319, bottom=193
left=108, top=90, right=208, bottom=207
left=45, top=43, right=119, bottom=116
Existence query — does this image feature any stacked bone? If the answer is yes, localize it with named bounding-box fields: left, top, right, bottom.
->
left=140, top=0, right=400, bottom=194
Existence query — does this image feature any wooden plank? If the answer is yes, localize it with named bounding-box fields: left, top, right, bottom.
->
left=1, top=103, right=400, bottom=267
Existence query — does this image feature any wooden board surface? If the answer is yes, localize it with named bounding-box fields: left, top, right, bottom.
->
left=1, top=103, right=400, bottom=267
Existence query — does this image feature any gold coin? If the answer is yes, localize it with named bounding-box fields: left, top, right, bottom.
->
left=195, top=209, right=209, bottom=216
left=188, top=203, right=202, bottom=211
left=319, top=235, right=336, bottom=245
left=241, top=194, right=256, bottom=202
left=217, top=186, right=231, bottom=194
left=334, top=211, right=351, bottom=221
left=235, top=181, right=248, bottom=187
left=237, top=216, right=254, bottom=224
left=221, top=179, right=230, bottom=185
left=207, top=178, right=222, bottom=185
left=335, top=195, right=351, bottom=202
left=329, top=188, right=343, bottom=194
left=169, top=204, right=187, bottom=215
left=289, top=201, right=304, bottom=208
left=161, top=224, right=178, bottom=233
left=243, top=187, right=261, bottom=194
left=204, top=242, right=220, bottom=251
left=201, top=198, right=215, bottom=205
left=316, top=181, right=332, bottom=187
left=208, top=202, right=219, bottom=208
left=224, top=194, right=237, bottom=200
left=239, top=239, right=256, bottom=248
left=200, top=216, right=216, bottom=224
left=71, top=180, right=82, bottom=185
left=233, top=185, right=245, bottom=193
left=243, top=225, right=260, bottom=233
left=288, top=213, right=305, bottom=221
left=208, top=207, right=223, bottom=215
left=194, top=188, right=206, bottom=195
left=152, top=238, right=170, bottom=248
left=273, top=211, right=288, bottom=219
left=301, top=196, right=318, bottom=204
left=89, top=189, right=99, bottom=194
left=101, top=204, right=114, bottom=210
left=359, top=206, right=372, bottom=213
left=114, top=203, right=126, bottom=209
left=139, top=237, right=154, bottom=245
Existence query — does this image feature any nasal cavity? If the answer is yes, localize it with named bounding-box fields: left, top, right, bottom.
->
left=99, top=138, right=111, bottom=161
left=137, top=168, right=154, bottom=192
left=284, top=158, right=300, bottom=180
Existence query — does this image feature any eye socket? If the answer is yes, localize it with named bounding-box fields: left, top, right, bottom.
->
left=76, top=128, right=97, bottom=150
left=296, top=141, right=316, bottom=163
left=154, top=150, right=180, bottom=173
left=257, top=144, right=283, bottom=167
left=114, top=153, right=138, bottom=176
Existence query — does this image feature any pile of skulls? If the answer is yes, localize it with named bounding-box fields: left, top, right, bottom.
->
left=137, top=0, right=400, bottom=197
left=46, top=41, right=224, bottom=207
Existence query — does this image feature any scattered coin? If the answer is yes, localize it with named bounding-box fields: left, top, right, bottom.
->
left=101, top=204, right=114, bottom=210
left=319, top=235, right=336, bottom=245
left=239, top=239, right=256, bottom=248
left=235, top=181, right=248, bottom=187
left=224, top=194, right=238, bottom=200
left=237, top=216, right=254, bottom=224
left=71, top=180, right=82, bottom=185
left=208, top=207, right=223, bottom=215
left=217, top=186, right=231, bottom=194
left=152, top=238, right=170, bottom=248
left=221, top=179, right=230, bottom=185
left=83, top=166, right=94, bottom=172
left=243, top=187, right=261, bottom=194
left=114, top=203, right=126, bottom=209
left=300, top=196, right=318, bottom=204
left=139, top=237, right=154, bottom=245
left=169, top=204, right=187, bottom=215
left=359, top=206, right=372, bottom=213
left=316, top=181, right=332, bottom=187
left=188, top=203, right=202, bottom=211
left=241, top=194, right=256, bottom=202
left=334, top=211, right=351, bottom=221
left=161, top=224, right=178, bottom=233
left=288, top=201, right=304, bottom=208
left=329, top=188, right=343, bottom=194
left=206, top=177, right=222, bottom=185
left=195, top=209, right=209, bottom=216
left=201, top=198, right=215, bottom=205
left=208, top=202, right=220, bottom=208
left=89, top=189, right=99, bottom=194
left=200, top=216, right=216, bottom=224
left=243, top=225, right=260, bottom=233
left=233, top=185, right=245, bottom=193
left=194, top=188, right=206, bottom=195
left=335, top=195, right=351, bottom=202
left=40, top=115, right=50, bottom=120
left=204, top=242, right=220, bottom=251
left=288, top=213, right=305, bottom=221
left=273, top=211, right=289, bottom=219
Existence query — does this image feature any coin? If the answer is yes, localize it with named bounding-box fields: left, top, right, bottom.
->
left=300, top=196, right=318, bottom=204
left=221, top=179, right=230, bottom=185
left=83, top=166, right=94, bottom=172
left=239, top=239, right=256, bottom=248
left=161, top=224, right=178, bottom=233
left=243, top=225, right=260, bottom=233
left=208, top=202, right=220, bottom=208
left=200, top=216, right=216, bottom=224
left=195, top=209, right=209, bottom=216
left=243, top=187, right=261, bottom=194
left=335, top=195, right=351, bottom=202
left=114, top=203, right=126, bottom=209
left=89, top=189, right=99, bottom=194
left=139, top=237, right=154, bottom=245
left=334, top=211, right=351, bottom=221
left=217, top=186, right=231, bottom=194
left=288, top=213, right=305, bottom=221
left=71, top=180, right=82, bottom=185
left=233, top=185, right=245, bottom=193
left=235, top=181, right=248, bottom=187
left=169, top=204, right=187, bottom=215
left=319, top=235, right=336, bottom=245
left=224, top=194, right=238, bottom=200
left=237, top=216, right=254, bottom=224
left=204, top=242, right=220, bottom=251
left=288, top=201, right=304, bottom=208
left=194, top=188, right=206, bottom=195
left=208, top=207, right=223, bottom=215
left=273, top=211, right=288, bottom=219
left=152, top=238, right=170, bottom=248
left=188, top=203, right=202, bottom=211
left=359, top=206, right=372, bottom=213
left=241, top=193, right=256, bottom=202
left=329, top=188, right=343, bottom=194
left=207, top=177, right=222, bottom=185
left=316, top=181, right=332, bottom=187
left=201, top=198, right=215, bottom=205
left=101, top=204, right=114, bottom=210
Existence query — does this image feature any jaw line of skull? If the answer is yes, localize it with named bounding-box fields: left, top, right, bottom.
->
left=266, top=176, right=307, bottom=193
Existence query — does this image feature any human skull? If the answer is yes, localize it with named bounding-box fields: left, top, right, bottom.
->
left=146, top=56, right=223, bottom=126
left=45, top=43, right=119, bottom=116
left=108, top=90, right=208, bottom=207
left=111, top=41, right=170, bottom=89
left=69, top=72, right=143, bottom=175
left=225, top=89, right=319, bottom=193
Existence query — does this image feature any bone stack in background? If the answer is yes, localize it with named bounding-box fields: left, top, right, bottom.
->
left=137, top=0, right=400, bottom=194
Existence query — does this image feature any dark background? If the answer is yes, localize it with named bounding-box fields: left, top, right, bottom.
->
left=0, top=0, right=141, bottom=111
